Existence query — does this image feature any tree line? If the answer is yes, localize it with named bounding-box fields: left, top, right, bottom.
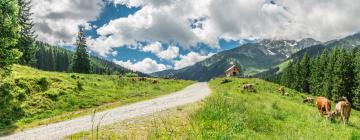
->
left=280, top=48, right=360, bottom=110
left=35, top=41, right=137, bottom=75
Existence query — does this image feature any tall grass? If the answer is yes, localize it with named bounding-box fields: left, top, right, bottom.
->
left=0, top=65, right=193, bottom=133
left=68, top=78, right=360, bottom=140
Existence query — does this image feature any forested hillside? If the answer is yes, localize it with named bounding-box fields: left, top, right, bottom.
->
left=280, top=48, right=360, bottom=109
left=34, top=42, right=146, bottom=76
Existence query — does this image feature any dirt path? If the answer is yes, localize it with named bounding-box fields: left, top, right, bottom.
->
left=0, top=82, right=210, bottom=140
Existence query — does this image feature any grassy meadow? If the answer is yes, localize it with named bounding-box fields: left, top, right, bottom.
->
left=69, top=78, right=360, bottom=140
left=0, top=65, right=193, bottom=134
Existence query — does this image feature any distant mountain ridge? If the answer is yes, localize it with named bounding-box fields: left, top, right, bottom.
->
left=290, top=33, right=360, bottom=59
left=152, top=38, right=320, bottom=81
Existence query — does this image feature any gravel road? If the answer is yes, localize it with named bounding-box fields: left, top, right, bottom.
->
left=0, top=82, right=210, bottom=140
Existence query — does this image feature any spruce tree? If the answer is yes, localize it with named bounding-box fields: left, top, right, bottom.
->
left=309, top=56, right=320, bottom=95
left=298, top=53, right=311, bottom=93
left=281, top=62, right=294, bottom=88
left=353, top=50, right=360, bottom=109
left=16, top=0, right=37, bottom=66
left=71, top=27, right=90, bottom=73
left=293, top=60, right=302, bottom=91
left=0, top=0, right=21, bottom=77
left=332, top=49, right=354, bottom=102
left=322, top=48, right=339, bottom=99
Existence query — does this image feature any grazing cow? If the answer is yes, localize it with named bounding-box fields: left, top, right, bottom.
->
left=330, top=97, right=352, bottom=124
left=303, top=97, right=314, bottom=104
left=152, top=80, right=158, bottom=84
left=278, top=86, right=285, bottom=95
left=243, top=84, right=255, bottom=92
left=316, top=97, right=332, bottom=117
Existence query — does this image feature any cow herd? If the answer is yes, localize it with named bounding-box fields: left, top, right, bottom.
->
left=314, top=96, right=352, bottom=124
left=279, top=86, right=352, bottom=125
left=240, top=82, right=352, bottom=125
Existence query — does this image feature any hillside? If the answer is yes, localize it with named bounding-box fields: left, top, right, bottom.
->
left=34, top=42, right=147, bottom=76
left=0, top=65, right=193, bottom=134
left=152, top=39, right=320, bottom=81
left=69, top=78, right=360, bottom=139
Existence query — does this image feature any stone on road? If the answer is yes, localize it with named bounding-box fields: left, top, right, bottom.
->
left=0, top=82, right=210, bottom=140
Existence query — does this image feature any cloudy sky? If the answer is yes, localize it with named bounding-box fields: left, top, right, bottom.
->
left=31, top=0, right=360, bottom=73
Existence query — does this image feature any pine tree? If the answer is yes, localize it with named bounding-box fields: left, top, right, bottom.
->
left=309, top=56, right=320, bottom=95
left=281, top=62, right=294, bottom=88
left=322, top=48, right=340, bottom=99
left=16, top=0, right=37, bottom=66
left=298, top=53, right=311, bottom=93
left=293, top=61, right=302, bottom=91
left=353, top=50, right=360, bottom=109
left=0, top=0, right=21, bottom=77
left=332, top=49, right=354, bottom=102
left=71, top=27, right=90, bottom=73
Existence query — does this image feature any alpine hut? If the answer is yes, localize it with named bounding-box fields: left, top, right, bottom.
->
left=225, top=65, right=241, bottom=77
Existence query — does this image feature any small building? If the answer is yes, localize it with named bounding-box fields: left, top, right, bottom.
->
left=225, top=65, right=241, bottom=77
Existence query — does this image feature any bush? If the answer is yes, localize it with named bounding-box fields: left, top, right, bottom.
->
left=0, top=81, right=24, bottom=126
left=70, top=74, right=77, bottom=79
left=76, top=81, right=84, bottom=91
left=37, top=77, right=50, bottom=91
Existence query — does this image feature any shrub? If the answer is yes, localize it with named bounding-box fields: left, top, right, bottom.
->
left=0, top=81, right=24, bottom=126
left=70, top=74, right=77, bottom=79
left=77, top=81, right=84, bottom=91
left=38, top=77, right=50, bottom=91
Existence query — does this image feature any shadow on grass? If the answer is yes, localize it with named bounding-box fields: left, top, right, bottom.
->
left=0, top=124, right=18, bottom=137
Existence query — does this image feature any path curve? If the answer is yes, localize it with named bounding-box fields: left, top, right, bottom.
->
left=1, top=82, right=211, bottom=140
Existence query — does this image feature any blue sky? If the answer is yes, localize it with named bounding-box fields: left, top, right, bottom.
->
left=82, top=3, right=244, bottom=71
left=31, top=0, right=360, bottom=73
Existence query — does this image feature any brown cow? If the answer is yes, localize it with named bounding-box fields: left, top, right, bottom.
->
left=316, top=97, right=332, bottom=117
left=330, top=97, right=352, bottom=124
left=278, top=86, right=285, bottom=95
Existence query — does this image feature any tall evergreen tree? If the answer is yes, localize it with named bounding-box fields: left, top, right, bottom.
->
left=322, top=48, right=339, bottom=99
left=331, top=49, right=354, bottom=102
left=309, top=50, right=329, bottom=96
left=298, top=53, right=311, bottom=93
left=71, top=27, right=90, bottom=73
left=281, top=62, right=294, bottom=88
left=0, top=0, right=21, bottom=77
left=309, top=55, right=320, bottom=95
left=16, top=0, right=36, bottom=66
left=353, top=50, right=360, bottom=109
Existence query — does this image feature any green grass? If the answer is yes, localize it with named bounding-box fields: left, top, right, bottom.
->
left=243, top=67, right=267, bottom=75
left=69, top=78, right=360, bottom=139
left=0, top=65, right=193, bottom=134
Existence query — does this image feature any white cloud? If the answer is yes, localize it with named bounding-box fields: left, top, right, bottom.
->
left=87, top=0, right=360, bottom=56
left=174, top=52, right=214, bottom=70
left=113, top=58, right=167, bottom=73
left=142, top=42, right=179, bottom=60
left=142, top=42, right=163, bottom=54
left=32, top=0, right=104, bottom=45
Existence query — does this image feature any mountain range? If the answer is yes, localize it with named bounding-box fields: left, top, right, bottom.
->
left=151, top=38, right=321, bottom=81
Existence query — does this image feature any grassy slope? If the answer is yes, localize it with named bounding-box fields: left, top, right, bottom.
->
left=1, top=65, right=193, bottom=133
left=70, top=78, right=360, bottom=139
